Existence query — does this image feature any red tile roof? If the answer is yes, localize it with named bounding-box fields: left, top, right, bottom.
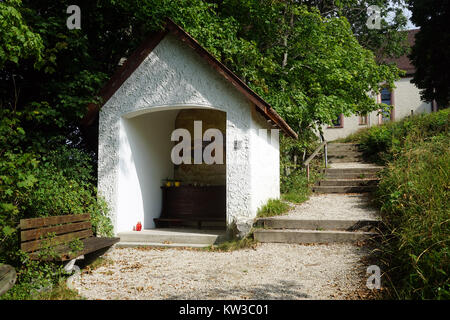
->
left=384, top=29, right=419, bottom=76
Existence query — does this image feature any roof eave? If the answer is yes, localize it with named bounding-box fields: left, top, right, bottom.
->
left=80, top=19, right=298, bottom=139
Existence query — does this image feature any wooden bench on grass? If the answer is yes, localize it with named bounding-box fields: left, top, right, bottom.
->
left=20, top=214, right=119, bottom=262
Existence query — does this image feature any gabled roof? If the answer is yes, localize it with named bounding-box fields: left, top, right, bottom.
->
left=383, top=29, right=419, bottom=76
left=81, top=19, right=298, bottom=139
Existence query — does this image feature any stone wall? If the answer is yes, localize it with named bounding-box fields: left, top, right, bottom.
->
left=173, top=109, right=226, bottom=186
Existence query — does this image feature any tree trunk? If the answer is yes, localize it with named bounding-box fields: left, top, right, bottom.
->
left=282, top=4, right=294, bottom=70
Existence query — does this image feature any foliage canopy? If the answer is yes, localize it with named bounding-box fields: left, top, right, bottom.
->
left=408, top=0, right=450, bottom=107
left=1, top=0, right=406, bottom=296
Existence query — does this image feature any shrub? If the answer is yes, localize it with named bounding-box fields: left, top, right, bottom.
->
left=0, top=252, right=66, bottom=300
left=356, top=109, right=450, bottom=164
left=0, top=135, right=113, bottom=300
left=350, top=109, right=450, bottom=299
left=207, top=234, right=258, bottom=252
left=0, top=144, right=113, bottom=266
left=376, top=135, right=449, bottom=299
left=280, top=133, right=322, bottom=204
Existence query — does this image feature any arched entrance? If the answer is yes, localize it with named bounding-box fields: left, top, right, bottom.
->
left=116, top=106, right=226, bottom=232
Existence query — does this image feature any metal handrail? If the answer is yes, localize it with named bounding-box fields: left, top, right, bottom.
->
left=303, top=141, right=328, bottom=181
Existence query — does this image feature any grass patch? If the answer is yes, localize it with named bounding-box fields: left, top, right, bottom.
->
left=34, top=280, right=83, bottom=300
left=347, top=109, right=450, bottom=299
left=281, top=192, right=308, bottom=203
left=206, top=232, right=258, bottom=252
left=376, top=135, right=449, bottom=299
left=280, top=157, right=323, bottom=205
left=257, top=199, right=290, bottom=218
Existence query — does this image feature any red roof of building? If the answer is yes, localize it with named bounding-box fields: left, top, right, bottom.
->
left=384, top=29, right=419, bottom=76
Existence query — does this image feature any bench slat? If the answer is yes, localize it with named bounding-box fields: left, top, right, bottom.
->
left=21, top=229, right=93, bottom=253
left=20, top=213, right=91, bottom=230
left=21, top=221, right=92, bottom=242
left=81, top=237, right=120, bottom=255
left=20, top=214, right=119, bottom=262
left=28, top=237, right=120, bottom=261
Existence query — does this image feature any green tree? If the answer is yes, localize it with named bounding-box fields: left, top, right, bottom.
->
left=0, top=0, right=402, bottom=237
left=408, top=0, right=450, bottom=107
left=1, top=0, right=402, bottom=143
left=0, top=0, right=43, bottom=67
left=311, top=0, right=410, bottom=60
left=213, top=1, right=401, bottom=137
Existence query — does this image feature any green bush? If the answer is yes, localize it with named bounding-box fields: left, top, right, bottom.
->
left=207, top=234, right=258, bottom=252
left=279, top=133, right=322, bottom=204
left=0, top=144, right=113, bottom=266
left=353, top=109, right=450, bottom=164
left=0, top=113, right=113, bottom=299
left=351, top=109, right=450, bottom=299
left=0, top=251, right=66, bottom=300
left=377, top=135, right=449, bottom=299
left=280, top=168, right=321, bottom=204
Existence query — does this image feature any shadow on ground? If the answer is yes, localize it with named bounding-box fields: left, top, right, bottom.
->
left=164, top=280, right=310, bottom=300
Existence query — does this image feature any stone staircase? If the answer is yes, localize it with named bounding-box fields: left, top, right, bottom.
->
left=326, top=143, right=363, bottom=163
left=313, top=143, right=383, bottom=194
left=253, top=142, right=382, bottom=244
left=253, top=217, right=379, bottom=244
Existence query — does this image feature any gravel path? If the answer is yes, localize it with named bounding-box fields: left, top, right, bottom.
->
left=73, top=243, right=374, bottom=300
left=280, top=194, right=380, bottom=221
left=73, top=175, right=380, bottom=300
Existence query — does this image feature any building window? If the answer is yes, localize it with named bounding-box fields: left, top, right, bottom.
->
left=328, top=114, right=343, bottom=128
left=359, top=113, right=368, bottom=125
left=380, top=88, right=394, bottom=123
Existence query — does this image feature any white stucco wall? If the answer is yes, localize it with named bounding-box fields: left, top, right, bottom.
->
left=322, top=77, right=432, bottom=141
left=117, top=110, right=178, bottom=231
left=322, top=111, right=379, bottom=141
left=249, top=109, right=280, bottom=215
left=98, top=34, right=278, bottom=234
left=394, top=77, right=432, bottom=119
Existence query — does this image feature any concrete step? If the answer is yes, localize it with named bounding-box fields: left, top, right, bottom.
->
left=117, top=229, right=226, bottom=246
left=324, top=173, right=379, bottom=179
left=328, top=157, right=366, bottom=163
left=328, top=143, right=360, bottom=146
left=312, top=185, right=376, bottom=193
left=328, top=151, right=363, bottom=157
left=255, top=218, right=380, bottom=231
left=327, top=143, right=360, bottom=152
left=324, top=167, right=383, bottom=174
left=317, top=179, right=379, bottom=186
left=254, top=229, right=378, bottom=244
left=115, top=242, right=211, bottom=249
